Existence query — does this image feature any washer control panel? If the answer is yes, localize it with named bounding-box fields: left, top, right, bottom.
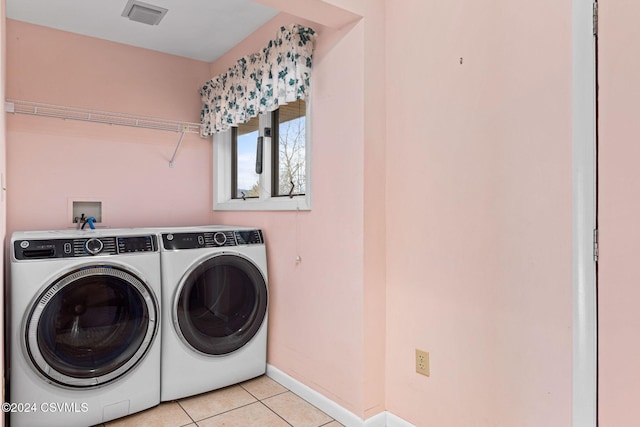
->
left=13, top=234, right=157, bottom=260
left=161, top=229, right=263, bottom=250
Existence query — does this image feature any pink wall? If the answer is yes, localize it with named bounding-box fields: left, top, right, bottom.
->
left=6, top=20, right=213, bottom=233
left=384, top=0, right=573, bottom=425
left=208, top=11, right=376, bottom=417
left=361, top=0, right=386, bottom=419
left=598, top=1, right=640, bottom=425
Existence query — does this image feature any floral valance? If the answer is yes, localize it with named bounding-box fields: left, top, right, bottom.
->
left=199, top=24, right=316, bottom=136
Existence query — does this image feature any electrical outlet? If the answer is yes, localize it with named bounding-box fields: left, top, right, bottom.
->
left=416, top=349, right=430, bottom=376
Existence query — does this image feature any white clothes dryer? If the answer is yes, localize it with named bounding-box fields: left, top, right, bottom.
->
left=8, top=229, right=161, bottom=427
left=158, top=226, right=268, bottom=401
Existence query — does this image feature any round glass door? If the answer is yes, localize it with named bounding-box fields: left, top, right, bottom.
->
left=174, top=254, right=268, bottom=355
left=26, top=265, right=158, bottom=388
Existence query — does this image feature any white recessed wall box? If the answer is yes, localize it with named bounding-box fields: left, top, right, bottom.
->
left=121, top=0, right=168, bottom=26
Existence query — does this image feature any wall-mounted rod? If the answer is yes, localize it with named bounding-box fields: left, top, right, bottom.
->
left=5, top=99, right=202, bottom=134
left=169, top=132, right=186, bottom=168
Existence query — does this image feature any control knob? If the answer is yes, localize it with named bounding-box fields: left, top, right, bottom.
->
left=213, top=232, right=227, bottom=246
left=85, top=238, right=104, bottom=255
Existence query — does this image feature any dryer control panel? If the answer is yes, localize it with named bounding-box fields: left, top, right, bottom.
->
left=13, top=235, right=157, bottom=260
left=162, top=229, right=264, bottom=250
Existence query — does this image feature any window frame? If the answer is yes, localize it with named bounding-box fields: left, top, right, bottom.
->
left=213, top=101, right=312, bottom=211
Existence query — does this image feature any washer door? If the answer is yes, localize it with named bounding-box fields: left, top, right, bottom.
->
left=174, top=254, right=268, bottom=355
left=26, top=265, right=158, bottom=388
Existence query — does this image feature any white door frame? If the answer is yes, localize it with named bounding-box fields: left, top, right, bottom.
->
left=572, top=0, right=597, bottom=425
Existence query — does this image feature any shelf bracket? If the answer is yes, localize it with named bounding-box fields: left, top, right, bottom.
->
left=169, top=132, right=186, bottom=168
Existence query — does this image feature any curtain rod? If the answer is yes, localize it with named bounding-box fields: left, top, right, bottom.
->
left=5, top=99, right=203, bottom=135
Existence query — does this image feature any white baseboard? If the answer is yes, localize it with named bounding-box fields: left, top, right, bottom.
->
left=266, top=364, right=415, bottom=427
left=363, top=411, right=387, bottom=427
left=386, top=412, right=416, bottom=427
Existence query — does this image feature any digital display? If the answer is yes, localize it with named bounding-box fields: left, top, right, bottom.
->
left=118, top=236, right=154, bottom=253
left=163, top=233, right=203, bottom=250
left=235, top=230, right=262, bottom=245
left=237, top=231, right=252, bottom=244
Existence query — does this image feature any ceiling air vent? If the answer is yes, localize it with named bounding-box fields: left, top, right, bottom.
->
left=121, top=0, right=168, bottom=26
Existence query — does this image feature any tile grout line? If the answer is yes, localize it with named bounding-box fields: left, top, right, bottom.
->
left=159, top=383, right=283, bottom=426
left=257, top=390, right=338, bottom=427
left=257, top=400, right=294, bottom=427
left=272, top=391, right=337, bottom=426
left=174, top=400, right=197, bottom=426
left=238, top=382, right=294, bottom=427
left=238, top=380, right=290, bottom=401
left=238, top=381, right=338, bottom=427
left=182, top=400, right=260, bottom=425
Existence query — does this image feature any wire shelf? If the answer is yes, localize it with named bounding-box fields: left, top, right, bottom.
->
left=6, top=99, right=203, bottom=135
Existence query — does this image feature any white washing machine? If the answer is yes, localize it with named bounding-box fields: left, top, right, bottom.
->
left=158, top=226, right=268, bottom=401
left=8, top=229, right=161, bottom=427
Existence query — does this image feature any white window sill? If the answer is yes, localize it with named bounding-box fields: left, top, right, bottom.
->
left=214, top=195, right=311, bottom=211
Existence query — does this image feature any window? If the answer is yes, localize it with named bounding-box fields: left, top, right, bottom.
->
left=273, top=100, right=307, bottom=198
left=232, top=116, right=260, bottom=200
left=213, top=100, right=311, bottom=211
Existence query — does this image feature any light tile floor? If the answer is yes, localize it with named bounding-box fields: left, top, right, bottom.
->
left=98, top=376, right=343, bottom=427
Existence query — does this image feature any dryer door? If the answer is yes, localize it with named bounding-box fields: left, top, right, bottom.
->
left=174, top=254, right=268, bottom=355
left=26, top=265, right=158, bottom=388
